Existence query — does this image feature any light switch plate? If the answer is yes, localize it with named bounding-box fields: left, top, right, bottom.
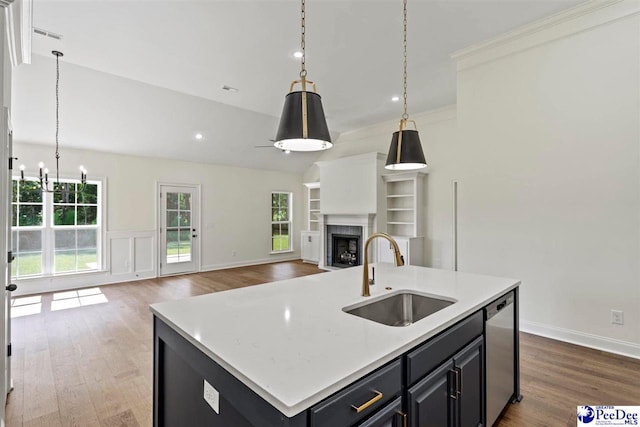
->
left=203, top=380, right=220, bottom=414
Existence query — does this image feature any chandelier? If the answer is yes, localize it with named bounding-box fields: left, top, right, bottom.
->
left=20, top=50, right=87, bottom=193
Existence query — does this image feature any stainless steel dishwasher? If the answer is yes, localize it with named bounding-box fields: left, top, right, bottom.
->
left=485, top=291, right=515, bottom=427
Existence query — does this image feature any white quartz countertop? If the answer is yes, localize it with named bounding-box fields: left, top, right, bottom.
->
left=150, top=264, right=520, bottom=418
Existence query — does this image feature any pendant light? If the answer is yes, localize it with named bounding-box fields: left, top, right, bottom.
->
left=20, top=51, right=87, bottom=193
left=385, top=0, right=427, bottom=170
left=274, top=0, right=332, bottom=152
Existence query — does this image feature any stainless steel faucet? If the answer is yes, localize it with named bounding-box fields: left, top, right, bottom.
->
left=362, top=232, right=404, bottom=297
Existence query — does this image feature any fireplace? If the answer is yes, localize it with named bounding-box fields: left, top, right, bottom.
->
left=332, top=235, right=360, bottom=268
left=326, top=225, right=363, bottom=268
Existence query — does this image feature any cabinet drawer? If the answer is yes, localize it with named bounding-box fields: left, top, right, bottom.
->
left=310, top=359, right=402, bottom=427
left=406, top=311, right=483, bottom=386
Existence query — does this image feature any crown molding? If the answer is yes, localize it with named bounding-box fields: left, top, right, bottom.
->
left=451, top=0, right=639, bottom=71
left=5, top=0, right=32, bottom=66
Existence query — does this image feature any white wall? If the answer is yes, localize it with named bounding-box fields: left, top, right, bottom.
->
left=13, top=143, right=304, bottom=295
left=306, top=3, right=640, bottom=357
left=454, top=4, right=640, bottom=355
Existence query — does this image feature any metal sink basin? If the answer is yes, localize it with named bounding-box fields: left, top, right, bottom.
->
left=343, top=291, right=456, bottom=327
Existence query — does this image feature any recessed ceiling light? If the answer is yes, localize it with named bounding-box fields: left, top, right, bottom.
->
left=293, top=51, right=303, bottom=59
left=221, top=85, right=239, bottom=92
left=195, top=133, right=204, bottom=140
left=391, top=96, right=400, bottom=102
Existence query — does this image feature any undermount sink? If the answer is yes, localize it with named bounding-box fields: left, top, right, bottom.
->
left=343, top=291, right=456, bottom=327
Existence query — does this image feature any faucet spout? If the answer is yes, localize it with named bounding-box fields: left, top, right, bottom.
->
left=362, top=232, right=404, bottom=297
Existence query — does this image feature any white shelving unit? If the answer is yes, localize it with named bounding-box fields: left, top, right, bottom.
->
left=383, top=173, right=424, bottom=237
left=380, top=172, right=426, bottom=266
left=305, top=182, right=321, bottom=232
left=302, top=182, right=321, bottom=263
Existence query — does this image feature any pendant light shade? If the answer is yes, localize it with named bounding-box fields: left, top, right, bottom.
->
left=274, top=0, right=332, bottom=152
left=275, top=89, right=332, bottom=151
left=385, top=128, right=426, bottom=170
left=385, top=0, right=427, bottom=170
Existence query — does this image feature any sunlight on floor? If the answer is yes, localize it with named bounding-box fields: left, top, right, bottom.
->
left=11, top=296, right=42, bottom=318
left=51, top=288, right=109, bottom=311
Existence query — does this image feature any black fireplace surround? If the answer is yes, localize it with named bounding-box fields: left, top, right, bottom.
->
left=326, top=225, right=363, bottom=268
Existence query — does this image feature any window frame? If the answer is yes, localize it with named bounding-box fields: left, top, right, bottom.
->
left=11, top=179, right=45, bottom=277
left=11, top=176, right=104, bottom=278
left=271, top=191, right=293, bottom=253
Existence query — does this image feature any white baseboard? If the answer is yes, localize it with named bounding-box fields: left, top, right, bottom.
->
left=521, top=319, right=640, bottom=360
left=200, top=255, right=300, bottom=272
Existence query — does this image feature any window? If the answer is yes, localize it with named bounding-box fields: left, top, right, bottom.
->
left=12, top=178, right=102, bottom=278
left=12, top=180, right=44, bottom=276
left=271, top=192, right=292, bottom=252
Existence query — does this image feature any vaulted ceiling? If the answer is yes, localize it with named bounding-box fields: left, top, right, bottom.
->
left=12, top=0, right=585, bottom=173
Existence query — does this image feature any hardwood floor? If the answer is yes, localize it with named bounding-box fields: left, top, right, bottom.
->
left=5, top=260, right=640, bottom=426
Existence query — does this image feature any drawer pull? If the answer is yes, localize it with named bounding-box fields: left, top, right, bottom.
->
left=350, top=390, right=383, bottom=413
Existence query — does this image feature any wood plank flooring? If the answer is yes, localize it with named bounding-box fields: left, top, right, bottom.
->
left=6, top=260, right=640, bottom=426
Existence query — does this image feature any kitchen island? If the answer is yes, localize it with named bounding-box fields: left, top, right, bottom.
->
left=151, top=264, right=521, bottom=427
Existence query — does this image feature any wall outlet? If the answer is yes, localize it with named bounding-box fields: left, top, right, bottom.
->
left=611, top=309, right=624, bottom=325
left=231, top=250, right=237, bottom=257
left=203, top=380, right=220, bottom=414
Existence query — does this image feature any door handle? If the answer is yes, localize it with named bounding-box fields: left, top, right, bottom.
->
left=6, top=284, right=17, bottom=292
left=396, top=411, right=408, bottom=427
left=449, top=369, right=458, bottom=399
left=455, top=367, right=462, bottom=397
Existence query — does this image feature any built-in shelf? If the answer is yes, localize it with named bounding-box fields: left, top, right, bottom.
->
left=383, top=172, right=425, bottom=238
left=302, top=182, right=321, bottom=264
left=304, top=182, right=321, bottom=232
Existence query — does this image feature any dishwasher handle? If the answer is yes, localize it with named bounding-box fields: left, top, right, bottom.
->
left=485, top=292, right=514, bottom=321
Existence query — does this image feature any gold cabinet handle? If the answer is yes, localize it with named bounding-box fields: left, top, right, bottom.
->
left=397, top=411, right=408, bottom=427
left=351, top=390, right=383, bottom=413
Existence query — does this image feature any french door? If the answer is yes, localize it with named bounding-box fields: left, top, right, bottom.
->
left=159, top=184, right=199, bottom=276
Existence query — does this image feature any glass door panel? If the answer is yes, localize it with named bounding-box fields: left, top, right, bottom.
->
left=160, top=186, right=198, bottom=276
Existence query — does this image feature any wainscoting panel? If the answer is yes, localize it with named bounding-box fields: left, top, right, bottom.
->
left=14, top=230, right=157, bottom=296
left=110, top=237, right=132, bottom=275
left=108, top=230, right=156, bottom=281
left=134, top=235, right=155, bottom=273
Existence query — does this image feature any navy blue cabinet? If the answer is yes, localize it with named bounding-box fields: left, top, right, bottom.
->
left=407, top=336, right=484, bottom=427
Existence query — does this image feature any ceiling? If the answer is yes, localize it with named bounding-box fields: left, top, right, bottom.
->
left=12, top=0, right=585, bottom=173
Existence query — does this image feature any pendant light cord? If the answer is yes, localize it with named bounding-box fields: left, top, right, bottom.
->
left=300, top=0, right=307, bottom=78
left=55, top=52, right=61, bottom=183
left=402, top=0, right=408, bottom=121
